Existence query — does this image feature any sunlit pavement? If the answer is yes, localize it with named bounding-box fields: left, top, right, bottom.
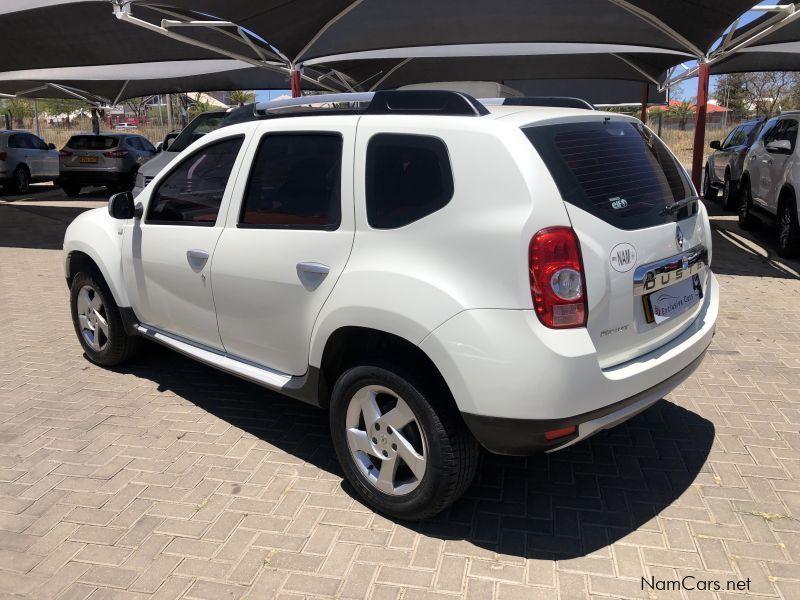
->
left=1, top=188, right=799, bottom=599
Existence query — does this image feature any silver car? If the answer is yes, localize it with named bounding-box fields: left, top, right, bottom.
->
left=0, top=130, right=59, bottom=193
left=59, top=133, right=156, bottom=197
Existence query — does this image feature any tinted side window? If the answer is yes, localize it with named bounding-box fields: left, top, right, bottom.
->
left=140, top=137, right=156, bottom=153
left=7, top=134, right=20, bottom=149
left=147, top=137, right=243, bottom=226
left=760, top=119, right=780, bottom=144
left=366, top=134, right=454, bottom=229
left=728, top=128, right=747, bottom=147
left=784, top=120, right=799, bottom=150
left=26, top=134, right=48, bottom=150
left=721, top=128, right=739, bottom=148
left=126, top=137, right=143, bottom=151
left=239, top=133, right=343, bottom=229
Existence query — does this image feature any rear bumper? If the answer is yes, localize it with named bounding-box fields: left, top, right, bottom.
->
left=460, top=349, right=706, bottom=455
left=419, top=273, right=719, bottom=455
left=59, top=170, right=133, bottom=186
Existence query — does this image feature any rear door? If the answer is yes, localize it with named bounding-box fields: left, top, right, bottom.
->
left=525, top=116, right=710, bottom=368
left=211, top=118, right=356, bottom=376
left=765, top=118, right=798, bottom=214
left=748, top=117, right=779, bottom=206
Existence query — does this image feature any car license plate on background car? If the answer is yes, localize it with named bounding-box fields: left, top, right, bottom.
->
left=79, top=156, right=97, bottom=164
left=644, top=274, right=703, bottom=324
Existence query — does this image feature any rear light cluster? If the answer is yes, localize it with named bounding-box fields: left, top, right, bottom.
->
left=529, top=227, right=588, bottom=329
left=103, top=150, right=128, bottom=158
left=0, top=151, right=6, bottom=161
left=59, top=149, right=73, bottom=157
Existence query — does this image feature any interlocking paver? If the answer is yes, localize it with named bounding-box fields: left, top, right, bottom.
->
left=1, top=192, right=800, bottom=599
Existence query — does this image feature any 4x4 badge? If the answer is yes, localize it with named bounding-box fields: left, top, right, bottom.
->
left=676, top=226, right=685, bottom=249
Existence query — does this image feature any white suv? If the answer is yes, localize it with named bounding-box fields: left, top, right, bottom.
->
left=740, top=113, right=800, bottom=257
left=63, top=91, right=719, bottom=520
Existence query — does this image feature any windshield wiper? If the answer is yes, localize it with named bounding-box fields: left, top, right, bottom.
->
left=661, top=195, right=699, bottom=216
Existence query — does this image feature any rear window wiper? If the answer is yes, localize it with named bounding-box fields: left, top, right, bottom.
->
left=661, top=195, right=699, bottom=216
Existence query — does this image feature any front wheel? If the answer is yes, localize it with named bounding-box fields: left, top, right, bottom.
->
left=70, top=271, right=141, bottom=366
left=777, top=200, right=800, bottom=258
left=329, top=365, right=479, bottom=520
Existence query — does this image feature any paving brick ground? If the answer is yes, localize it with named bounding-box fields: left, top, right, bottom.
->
left=1, top=186, right=799, bottom=599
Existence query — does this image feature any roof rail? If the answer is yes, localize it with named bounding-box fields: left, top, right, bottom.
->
left=481, top=96, right=595, bottom=110
left=253, top=90, right=489, bottom=117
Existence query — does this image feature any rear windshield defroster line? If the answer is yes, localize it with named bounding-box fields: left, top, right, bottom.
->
left=524, top=120, right=694, bottom=230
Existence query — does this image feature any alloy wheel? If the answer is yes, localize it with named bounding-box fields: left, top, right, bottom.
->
left=76, top=285, right=109, bottom=352
left=345, top=384, right=427, bottom=496
left=15, top=169, right=29, bottom=193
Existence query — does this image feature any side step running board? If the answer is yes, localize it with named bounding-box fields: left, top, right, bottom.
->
left=135, top=325, right=291, bottom=390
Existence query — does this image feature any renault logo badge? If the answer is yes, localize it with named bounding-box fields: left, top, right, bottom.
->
left=675, top=226, right=685, bottom=250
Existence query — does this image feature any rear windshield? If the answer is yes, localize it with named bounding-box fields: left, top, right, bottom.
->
left=525, top=120, right=693, bottom=230
left=66, top=135, right=119, bottom=150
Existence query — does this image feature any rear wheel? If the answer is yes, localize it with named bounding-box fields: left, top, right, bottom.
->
left=329, top=365, right=478, bottom=520
left=63, top=183, right=81, bottom=197
left=11, top=166, right=30, bottom=194
left=70, top=271, right=141, bottom=366
left=722, top=170, right=739, bottom=211
left=777, top=200, right=800, bottom=258
left=739, top=179, right=757, bottom=230
left=703, top=165, right=717, bottom=201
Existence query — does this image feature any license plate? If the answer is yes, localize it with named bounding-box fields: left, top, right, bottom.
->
left=79, top=156, right=97, bottom=164
left=644, top=274, right=703, bottom=324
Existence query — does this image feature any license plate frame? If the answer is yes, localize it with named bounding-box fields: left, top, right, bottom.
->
left=643, top=274, right=703, bottom=324
left=79, top=156, right=98, bottom=164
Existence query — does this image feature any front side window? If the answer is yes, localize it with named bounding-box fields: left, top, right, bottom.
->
left=147, top=136, right=243, bottom=225
left=365, top=133, right=454, bottom=229
left=721, top=127, right=739, bottom=149
left=239, top=133, right=343, bottom=229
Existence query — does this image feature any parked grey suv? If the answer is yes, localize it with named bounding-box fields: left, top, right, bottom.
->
left=59, top=133, right=156, bottom=197
left=0, top=130, right=59, bottom=193
left=704, top=118, right=764, bottom=210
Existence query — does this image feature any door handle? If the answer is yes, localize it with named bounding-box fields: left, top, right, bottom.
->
left=296, top=262, right=330, bottom=291
left=186, top=249, right=209, bottom=272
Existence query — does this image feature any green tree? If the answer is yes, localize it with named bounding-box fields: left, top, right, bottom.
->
left=666, top=100, right=695, bottom=131
left=188, top=99, right=214, bottom=118
left=1, top=98, right=33, bottom=127
left=713, top=74, right=749, bottom=114
left=228, top=90, right=255, bottom=106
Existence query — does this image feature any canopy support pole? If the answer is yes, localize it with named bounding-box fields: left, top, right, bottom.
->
left=691, top=62, right=710, bottom=192
left=91, top=107, right=100, bottom=135
left=291, top=68, right=302, bottom=97
left=639, top=82, right=648, bottom=125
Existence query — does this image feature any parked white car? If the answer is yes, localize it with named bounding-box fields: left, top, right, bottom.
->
left=0, top=130, right=59, bottom=193
left=63, top=91, right=718, bottom=519
left=740, top=113, right=800, bottom=257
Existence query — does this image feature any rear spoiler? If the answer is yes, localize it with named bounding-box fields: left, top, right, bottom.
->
left=480, top=97, right=595, bottom=110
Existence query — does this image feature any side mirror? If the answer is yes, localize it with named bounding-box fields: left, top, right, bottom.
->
left=766, top=139, right=792, bottom=154
left=108, top=191, right=142, bottom=220
left=162, top=137, right=171, bottom=151
left=48, top=142, right=56, bottom=150
left=709, top=140, right=721, bottom=150
left=155, top=142, right=163, bottom=153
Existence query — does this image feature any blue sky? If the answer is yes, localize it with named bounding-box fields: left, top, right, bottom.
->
left=254, top=1, right=775, bottom=104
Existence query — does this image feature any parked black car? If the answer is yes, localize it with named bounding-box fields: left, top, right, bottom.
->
left=704, top=118, right=764, bottom=210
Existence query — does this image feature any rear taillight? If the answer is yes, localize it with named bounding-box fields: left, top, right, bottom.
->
left=103, top=150, right=128, bottom=158
left=59, top=149, right=73, bottom=157
left=0, top=151, right=6, bottom=161
left=529, top=227, right=587, bottom=329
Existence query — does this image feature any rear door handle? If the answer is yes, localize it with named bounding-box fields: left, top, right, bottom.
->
left=296, top=262, right=330, bottom=291
left=186, top=249, right=209, bottom=272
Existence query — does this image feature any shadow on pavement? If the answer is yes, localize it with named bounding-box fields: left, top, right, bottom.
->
left=703, top=199, right=800, bottom=279
left=114, top=343, right=714, bottom=561
left=0, top=204, right=97, bottom=250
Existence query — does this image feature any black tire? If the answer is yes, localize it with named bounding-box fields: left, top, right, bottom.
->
left=329, top=365, right=479, bottom=520
left=777, top=199, right=800, bottom=258
left=722, top=170, right=740, bottom=211
left=739, top=179, right=757, bottom=230
left=703, top=165, right=717, bottom=201
left=11, top=165, right=30, bottom=194
left=70, top=271, right=142, bottom=367
left=63, top=184, right=82, bottom=197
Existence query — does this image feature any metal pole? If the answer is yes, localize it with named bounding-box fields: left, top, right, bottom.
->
left=166, top=93, right=174, bottom=130
left=91, top=108, right=100, bottom=134
left=691, top=62, right=710, bottom=191
left=639, top=82, right=649, bottom=125
left=658, top=111, right=663, bottom=137
left=33, top=99, right=40, bottom=137
left=291, top=68, right=302, bottom=98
